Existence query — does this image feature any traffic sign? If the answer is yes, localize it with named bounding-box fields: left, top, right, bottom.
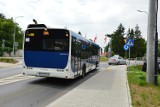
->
left=126, top=39, right=134, bottom=47
left=124, top=44, right=129, bottom=51
left=82, top=44, right=86, bottom=49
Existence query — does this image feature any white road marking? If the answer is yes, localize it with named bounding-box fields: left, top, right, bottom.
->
left=0, top=74, right=35, bottom=86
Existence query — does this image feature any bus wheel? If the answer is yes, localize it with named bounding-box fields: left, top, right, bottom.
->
left=95, top=62, right=98, bottom=69
left=81, top=65, right=86, bottom=78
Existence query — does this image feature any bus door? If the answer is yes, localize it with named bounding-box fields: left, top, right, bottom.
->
left=88, top=45, right=92, bottom=70
left=89, top=52, right=92, bottom=70
left=71, top=38, right=81, bottom=77
left=75, top=50, right=81, bottom=75
left=75, top=41, right=81, bottom=76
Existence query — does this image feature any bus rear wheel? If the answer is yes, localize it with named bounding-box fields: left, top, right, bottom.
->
left=81, top=65, right=86, bottom=78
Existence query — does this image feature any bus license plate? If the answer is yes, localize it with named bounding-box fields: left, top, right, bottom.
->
left=37, top=72, right=50, bottom=77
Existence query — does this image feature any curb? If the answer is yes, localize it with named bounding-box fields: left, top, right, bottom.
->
left=0, top=62, right=22, bottom=68
left=125, top=71, right=132, bottom=107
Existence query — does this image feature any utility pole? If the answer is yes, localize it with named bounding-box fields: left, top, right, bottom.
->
left=13, top=16, right=23, bottom=57
left=147, top=0, right=158, bottom=84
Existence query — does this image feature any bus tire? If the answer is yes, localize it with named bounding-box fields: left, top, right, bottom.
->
left=81, top=65, right=86, bottom=78
left=95, top=62, right=98, bottom=69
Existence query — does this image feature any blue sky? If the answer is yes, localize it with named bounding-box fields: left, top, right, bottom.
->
left=0, top=0, right=153, bottom=48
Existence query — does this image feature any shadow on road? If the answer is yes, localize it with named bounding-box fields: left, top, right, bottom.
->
left=28, top=69, right=100, bottom=89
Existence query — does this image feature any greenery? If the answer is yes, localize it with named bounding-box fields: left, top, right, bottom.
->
left=0, top=13, right=24, bottom=56
left=105, top=23, right=125, bottom=57
left=0, top=47, right=12, bottom=56
left=126, top=25, right=146, bottom=58
left=100, top=56, right=108, bottom=61
left=0, top=58, right=17, bottom=63
left=105, top=24, right=146, bottom=58
left=127, top=65, right=160, bottom=107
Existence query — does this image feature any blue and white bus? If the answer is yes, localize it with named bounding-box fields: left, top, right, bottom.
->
left=23, top=24, right=100, bottom=79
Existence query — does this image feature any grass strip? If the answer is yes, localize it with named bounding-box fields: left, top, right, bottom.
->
left=0, top=58, right=17, bottom=64
left=127, top=65, right=160, bottom=107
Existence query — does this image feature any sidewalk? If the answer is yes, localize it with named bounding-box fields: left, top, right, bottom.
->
left=0, top=60, right=22, bottom=68
left=46, top=65, right=132, bottom=107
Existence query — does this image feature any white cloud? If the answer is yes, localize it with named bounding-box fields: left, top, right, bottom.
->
left=0, top=0, right=153, bottom=48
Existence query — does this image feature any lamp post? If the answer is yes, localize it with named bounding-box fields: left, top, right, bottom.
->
left=138, top=2, right=158, bottom=85
left=146, top=0, right=159, bottom=85
left=137, top=10, right=148, bottom=15
left=13, top=16, right=23, bottom=57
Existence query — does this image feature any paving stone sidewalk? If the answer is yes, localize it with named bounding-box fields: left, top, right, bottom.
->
left=46, top=65, right=132, bottom=107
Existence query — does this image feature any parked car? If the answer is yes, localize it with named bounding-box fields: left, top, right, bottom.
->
left=108, top=55, right=126, bottom=65
left=142, top=59, right=160, bottom=71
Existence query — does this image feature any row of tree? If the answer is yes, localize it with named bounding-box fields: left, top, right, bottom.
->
left=105, top=23, right=147, bottom=58
left=0, top=13, right=24, bottom=56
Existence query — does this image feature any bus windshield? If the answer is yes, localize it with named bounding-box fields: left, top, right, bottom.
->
left=24, top=29, right=69, bottom=52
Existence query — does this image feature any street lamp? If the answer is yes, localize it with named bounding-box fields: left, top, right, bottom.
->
left=13, top=16, right=23, bottom=57
left=137, top=7, right=158, bottom=85
left=137, top=10, right=148, bottom=14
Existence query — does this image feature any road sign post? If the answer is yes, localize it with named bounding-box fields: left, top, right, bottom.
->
left=128, top=46, right=131, bottom=71
left=124, top=39, right=134, bottom=71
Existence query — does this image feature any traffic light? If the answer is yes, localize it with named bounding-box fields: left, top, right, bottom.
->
left=124, top=38, right=126, bottom=43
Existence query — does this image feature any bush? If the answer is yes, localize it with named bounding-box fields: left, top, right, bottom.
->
left=136, top=74, right=147, bottom=86
left=128, top=65, right=147, bottom=86
left=0, top=58, right=17, bottom=63
left=129, top=65, right=142, bottom=71
left=100, top=56, right=108, bottom=61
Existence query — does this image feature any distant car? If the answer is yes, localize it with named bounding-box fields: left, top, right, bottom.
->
left=108, top=55, right=126, bottom=65
left=142, top=59, right=160, bottom=71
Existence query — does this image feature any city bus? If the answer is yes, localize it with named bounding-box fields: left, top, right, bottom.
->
left=23, top=24, right=100, bottom=79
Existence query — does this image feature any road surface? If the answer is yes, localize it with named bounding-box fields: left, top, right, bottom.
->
left=0, top=62, right=108, bottom=107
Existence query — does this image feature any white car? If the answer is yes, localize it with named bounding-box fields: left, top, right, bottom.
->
left=108, top=55, right=126, bottom=65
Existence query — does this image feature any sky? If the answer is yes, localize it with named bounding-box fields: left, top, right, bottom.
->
left=0, top=0, right=158, bottom=49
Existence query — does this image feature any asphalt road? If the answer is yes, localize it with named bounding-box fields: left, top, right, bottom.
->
left=0, top=62, right=108, bottom=107
left=0, top=65, right=22, bottom=79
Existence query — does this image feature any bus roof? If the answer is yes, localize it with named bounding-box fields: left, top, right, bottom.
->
left=26, top=24, right=100, bottom=48
left=70, top=31, right=100, bottom=48
left=27, top=24, right=47, bottom=28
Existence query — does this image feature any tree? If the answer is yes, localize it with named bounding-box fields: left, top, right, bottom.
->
left=126, top=28, right=134, bottom=38
left=105, top=23, right=146, bottom=58
left=106, top=23, right=126, bottom=57
left=126, top=25, right=146, bottom=57
left=0, top=13, right=5, bottom=19
left=0, top=13, right=23, bottom=56
left=134, top=24, right=142, bottom=38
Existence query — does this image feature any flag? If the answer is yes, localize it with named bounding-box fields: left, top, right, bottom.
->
left=104, top=36, right=107, bottom=44
left=94, top=36, right=97, bottom=43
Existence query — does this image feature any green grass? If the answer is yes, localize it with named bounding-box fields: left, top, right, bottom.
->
left=127, top=65, right=160, bottom=107
left=0, top=58, right=17, bottom=64
left=100, top=56, right=108, bottom=61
